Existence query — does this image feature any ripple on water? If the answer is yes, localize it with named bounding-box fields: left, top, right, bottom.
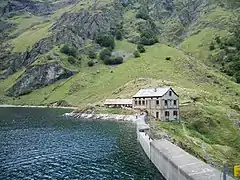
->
left=0, top=108, right=164, bottom=180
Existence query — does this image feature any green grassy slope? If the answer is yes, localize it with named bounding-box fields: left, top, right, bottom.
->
left=1, top=42, right=239, bottom=167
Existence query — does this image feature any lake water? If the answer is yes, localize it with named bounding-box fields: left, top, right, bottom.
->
left=0, top=108, right=164, bottom=180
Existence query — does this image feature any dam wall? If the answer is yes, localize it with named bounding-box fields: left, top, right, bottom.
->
left=136, top=115, right=233, bottom=180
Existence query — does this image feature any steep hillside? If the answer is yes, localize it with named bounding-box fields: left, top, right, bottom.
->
left=0, top=0, right=239, bottom=172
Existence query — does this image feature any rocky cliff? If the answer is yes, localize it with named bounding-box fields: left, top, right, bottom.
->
left=7, top=62, right=74, bottom=97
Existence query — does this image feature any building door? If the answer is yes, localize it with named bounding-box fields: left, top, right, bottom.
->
left=156, top=112, right=159, bottom=119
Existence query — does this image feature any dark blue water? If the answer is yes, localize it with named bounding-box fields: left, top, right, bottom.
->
left=0, top=108, right=163, bottom=180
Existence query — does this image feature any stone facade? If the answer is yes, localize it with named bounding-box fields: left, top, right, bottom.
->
left=132, top=87, right=179, bottom=121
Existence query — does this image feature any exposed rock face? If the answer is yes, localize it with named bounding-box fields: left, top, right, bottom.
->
left=1, top=4, right=123, bottom=79
left=7, top=62, right=74, bottom=97
left=51, top=8, right=122, bottom=46
left=1, top=0, right=78, bottom=16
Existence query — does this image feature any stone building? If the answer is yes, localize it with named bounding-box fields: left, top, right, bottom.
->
left=132, top=87, right=179, bottom=121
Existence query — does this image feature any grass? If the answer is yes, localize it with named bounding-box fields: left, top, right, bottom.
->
left=12, top=22, right=52, bottom=52
left=10, top=14, right=45, bottom=35
left=180, top=28, right=228, bottom=63
left=115, top=40, right=137, bottom=52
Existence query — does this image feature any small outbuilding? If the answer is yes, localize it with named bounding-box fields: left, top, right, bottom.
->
left=104, top=99, right=133, bottom=108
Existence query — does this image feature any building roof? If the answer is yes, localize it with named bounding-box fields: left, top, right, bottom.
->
left=133, top=87, right=177, bottom=98
left=104, top=99, right=133, bottom=105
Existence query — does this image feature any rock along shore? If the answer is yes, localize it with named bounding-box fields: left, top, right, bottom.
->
left=63, top=112, right=138, bottom=122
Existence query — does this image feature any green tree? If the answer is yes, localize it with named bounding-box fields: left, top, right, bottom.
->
left=88, top=60, right=94, bottom=67
left=96, top=34, right=115, bottom=49
left=137, top=44, right=146, bottom=53
left=136, top=7, right=149, bottom=20
left=209, top=42, right=215, bottom=51
left=115, top=30, right=123, bottom=40
left=60, top=45, right=77, bottom=57
left=88, top=51, right=97, bottom=59
left=99, top=49, right=112, bottom=61
left=67, top=56, right=76, bottom=64
left=133, top=51, right=140, bottom=58
left=104, top=56, right=123, bottom=65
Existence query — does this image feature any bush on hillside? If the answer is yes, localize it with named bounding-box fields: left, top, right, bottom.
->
left=96, top=34, right=115, bottom=49
left=104, top=56, right=123, bottom=65
left=88, top=60, right=94, bottom=67
left=140, top=36, right=158, bottom=46
left=47, top=55, right=53, bottom=60
left=209, top=42, right=215, bottom=51
left=88, top=51, right=97, bottom=59
left=67, top=56, right=76, bottom=64
left=136, top=8, right=149, bottom=20
left=215, top=35, right=221, bottom=44
left=137, top=44, right=145, bottom=53
left=99, top=48, right=112, bottom=61
left=138, top=21, right=158, bottom=45
left=115, top=30, right=123, bottom=40
left=133, top=50, right=140, bottom=58
left=60, top=45, right=77, bottom=57
left=165, top=56, right=171, bottom=60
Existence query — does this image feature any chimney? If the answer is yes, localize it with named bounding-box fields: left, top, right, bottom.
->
left=154, top=88, right=157, bottom=92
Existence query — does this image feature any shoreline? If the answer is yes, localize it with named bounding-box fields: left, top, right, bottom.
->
left=63, top=112, right=138, bottom=122
left=0, top=104, right=78, bottom=110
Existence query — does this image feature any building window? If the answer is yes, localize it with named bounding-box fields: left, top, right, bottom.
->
left=169, top=91, right=172, bottom=96
left=174, top=111, right=178, bottom=116
left=156, top=100, right=159, bottom=105
left=139, top=101, right=141, bottom=105
left=142, top=101, right=145, bottom=105
left=165, top=100, right=168, bottom=106
left=156, top=112, right=159, bottom=118
left=146, top=100, right=148, bottom=105
left=135, top=101, right=137, bottom=105
left=165, top=111, right=169, bottom=117
left=174, top=100, right=177, bottom=106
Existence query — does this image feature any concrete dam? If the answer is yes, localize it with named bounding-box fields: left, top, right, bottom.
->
left=136, top=116, right=233, bottom=180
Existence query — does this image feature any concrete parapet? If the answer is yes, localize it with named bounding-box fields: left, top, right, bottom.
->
left=136, top=116, right=233, bottom=180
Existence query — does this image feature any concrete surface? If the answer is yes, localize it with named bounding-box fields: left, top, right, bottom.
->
left=136, top=116, right=233, bottom=180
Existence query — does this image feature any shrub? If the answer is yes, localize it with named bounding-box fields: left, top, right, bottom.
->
left=140, top=29, right=158, bottom=45
left=219, top=42, right=225, bottom=49
left=136, top=9, right=149, bottom=20
left=46, top=55, right=53, bottom=60
left=88, top=51, right=97, bottom=59
left=67, top=56, right=76, bottom=64
left=165, top=56, right=171, bottom=60
left=137, top=44, right=146, bottom=53
left=115, top=30, right=123, bottom=40
left=215, top=35, right=221, bottom=44
left=88, top=60, right=94, bottom=67
left=209, top=43, right=215, bottom=51
left=60, top=45, right=77, bottom=57
left=133, top=51, right=140, bottom=58
left=104, top=56, right=123, bottom=65
left=140, top=37, right=158, bottom=45
left=96, top=34, right=115, bottom=49
left=99, top=49, right=112, bottom=61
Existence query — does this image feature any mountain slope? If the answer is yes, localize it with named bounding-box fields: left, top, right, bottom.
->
left=0, top=0, right=239, bottom=172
